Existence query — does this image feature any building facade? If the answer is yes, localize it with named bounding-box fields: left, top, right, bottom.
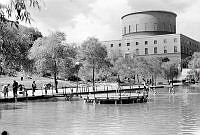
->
left=102, top=11, right=200, bottom=68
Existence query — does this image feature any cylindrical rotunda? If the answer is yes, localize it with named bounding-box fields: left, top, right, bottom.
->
left=121, top=11, right=177, bottom=37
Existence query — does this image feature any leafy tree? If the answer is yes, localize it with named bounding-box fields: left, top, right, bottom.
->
left=0, top=0, right=41, bottom=25
left=0, top=22, right=41, bottom=75
left=162, top=61, right=179, bottom=85
left=181, top=56, right=192, bottom=68
left=134, top=57, right=150, bottom=81
left=29, top=31, right=76, bottom=93
left=110, top=55, right=163, bottom=84
left=112, top=57, right=136, bottom=81
left=79, top=37, right=110, bottom=89
left=144, top=57, right=163, bottom=85
left=188, top=52, right=200, bottom=69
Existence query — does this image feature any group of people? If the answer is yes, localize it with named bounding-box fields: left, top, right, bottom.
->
left=1, top=80, right=37, bottom=98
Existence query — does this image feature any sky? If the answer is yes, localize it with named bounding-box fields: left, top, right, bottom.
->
left=1, top=0, right=200, bottom=43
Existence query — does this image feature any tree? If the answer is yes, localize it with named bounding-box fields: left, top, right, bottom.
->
left=29, top=31, right=76, bottom=93
left=144, top=57, right=163, bottom=85
left=188, top=52, right=200, bottom=69
left=0, top=0, right=41, bottom=25
left=186, top=52, right=200, bottom=81
left=79, top=37, right=110, bottom=89
left=0, top=22, right=41, bottom=75
left=162, top=61, right=179, bottom=85
left=112, top=57, right=136, bottom=82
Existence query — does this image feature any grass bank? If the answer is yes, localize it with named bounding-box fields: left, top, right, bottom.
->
left=0, top=76, right=77, bottom=90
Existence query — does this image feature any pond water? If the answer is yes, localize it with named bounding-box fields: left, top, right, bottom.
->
left=1, top=86, right=200, bottom=135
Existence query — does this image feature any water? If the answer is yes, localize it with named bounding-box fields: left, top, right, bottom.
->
left=1, top=86, right=200, bottom=135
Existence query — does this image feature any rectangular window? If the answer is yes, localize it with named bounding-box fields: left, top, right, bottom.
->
left=145, top=41, right=148, bottom=45
left=181, top=46, right=184, bottom=53
left=190, top=50, right=192, bottom=55
left=129, top=25, right=131, bottom=33
left=169, top=24, right=172, bottom=32
left=111, top=44, right=113, bottom=47
left=136, top=42, right=139, bottom=45
left=164, top=39, right=167, bottom=43
left=174, top=38, right=177, bottom=42
left=136, top=49, right=139, bottom=55
left=127, top=43, right=130, bottom=46
left=119, top=43, right=121, bottom=47
left=125, top=53, right=130, bottom=59
left=174, top=46, right=177, bottom=53
left=154, top=47, right=157, bottom=54
left=164, top=46, right=167, bottom=53
left=136, top=24, right=139, bottom=32
left=145, top=48, right=148, bottom=55
left=154, top=40, right=157, bottom=44
left=145, top=23, right=148, bottom=30
left=174, top=25, right=176, bottom=33
left=163, top=23, right=165, bottom=31
left=124, top=27, right=126, bottom=34
left=154, top=23, right=158, bottom=30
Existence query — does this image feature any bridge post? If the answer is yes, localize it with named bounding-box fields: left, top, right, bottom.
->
left=52, top=85, right=53, bottom=95
left=107, top=87, right=108, bottom=99
left=41, top=87, right=43, bottom=96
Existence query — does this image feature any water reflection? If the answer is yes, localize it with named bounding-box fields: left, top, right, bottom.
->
left=0, top=86, right=200, bottom=134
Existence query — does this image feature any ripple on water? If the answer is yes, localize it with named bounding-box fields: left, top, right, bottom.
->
left=1, top=86, right=200, bottom=134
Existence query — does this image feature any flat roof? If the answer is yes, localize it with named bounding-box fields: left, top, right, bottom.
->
left=121, top=10, right=177, bottom=19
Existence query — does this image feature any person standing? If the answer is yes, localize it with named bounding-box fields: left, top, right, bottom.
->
left=32, top=81, right=36, bottom=96
left=2, top=84, right=10, bottom=98
left=12, top=80, right=18, bottom=98
left=1, top=130, right=9, bottom=135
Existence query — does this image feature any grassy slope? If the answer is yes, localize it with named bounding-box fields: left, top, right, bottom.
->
left=0, top=76, right=77, bottom=90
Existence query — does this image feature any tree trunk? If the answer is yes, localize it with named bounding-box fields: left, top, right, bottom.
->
left=92, top=60, right=95, bottom=98
left=92, top=63, right=95, bottom=92
left=54, top=72, right=58, bottom=93
left=54, top=60, right=58, bottom=93
left=171, top=78, right=174, bottom=87
left=137, top=74, right=139, bottom=83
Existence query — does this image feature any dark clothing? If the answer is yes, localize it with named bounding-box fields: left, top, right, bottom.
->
left=32, top=82, right=36, bottom=96
left=13, top=81, right=18, bottom=98
left=32, top=83, right=36, bottom=91
left=44, top=83, right=51, bottom=95
left=1, top=131, right=9, bottom=135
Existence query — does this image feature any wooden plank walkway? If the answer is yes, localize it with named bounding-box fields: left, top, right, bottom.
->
left=0, top=84, right=162, bottom=103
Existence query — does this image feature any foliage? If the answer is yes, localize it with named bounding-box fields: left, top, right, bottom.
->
left=29, top=31, right=77, bottom=92
left=29, top=31, right=76, bottom=77
left=111, top=56, right=163, bottom=83
left=161, top=61, right=179, bottom=83
left=0, top=0, right=41, bottom=25
left=78, top=37, right=111, bottom=81
left=143, top=56, right=163, bottom=81
left=188, top=52, right=200, bottom=69
left=0, top=22, right=41, bottom=75
left=112, top=57, right=136, bottom=80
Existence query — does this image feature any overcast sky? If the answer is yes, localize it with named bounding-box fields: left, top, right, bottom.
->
left=1, top=0, right=200, bottom=43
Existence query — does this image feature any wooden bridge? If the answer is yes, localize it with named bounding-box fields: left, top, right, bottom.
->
left=0, top=85, right=162, bottom=103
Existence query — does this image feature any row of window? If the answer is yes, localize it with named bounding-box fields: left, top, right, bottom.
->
left=181, top=40, right=200, bottom=50
left=110, top=38, right=178, bottom=48
left=181, top=46, right=193, bottom=55
left=135, top=46, right=178, bottom=55
left=123, top=23, right=175, bottom=34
